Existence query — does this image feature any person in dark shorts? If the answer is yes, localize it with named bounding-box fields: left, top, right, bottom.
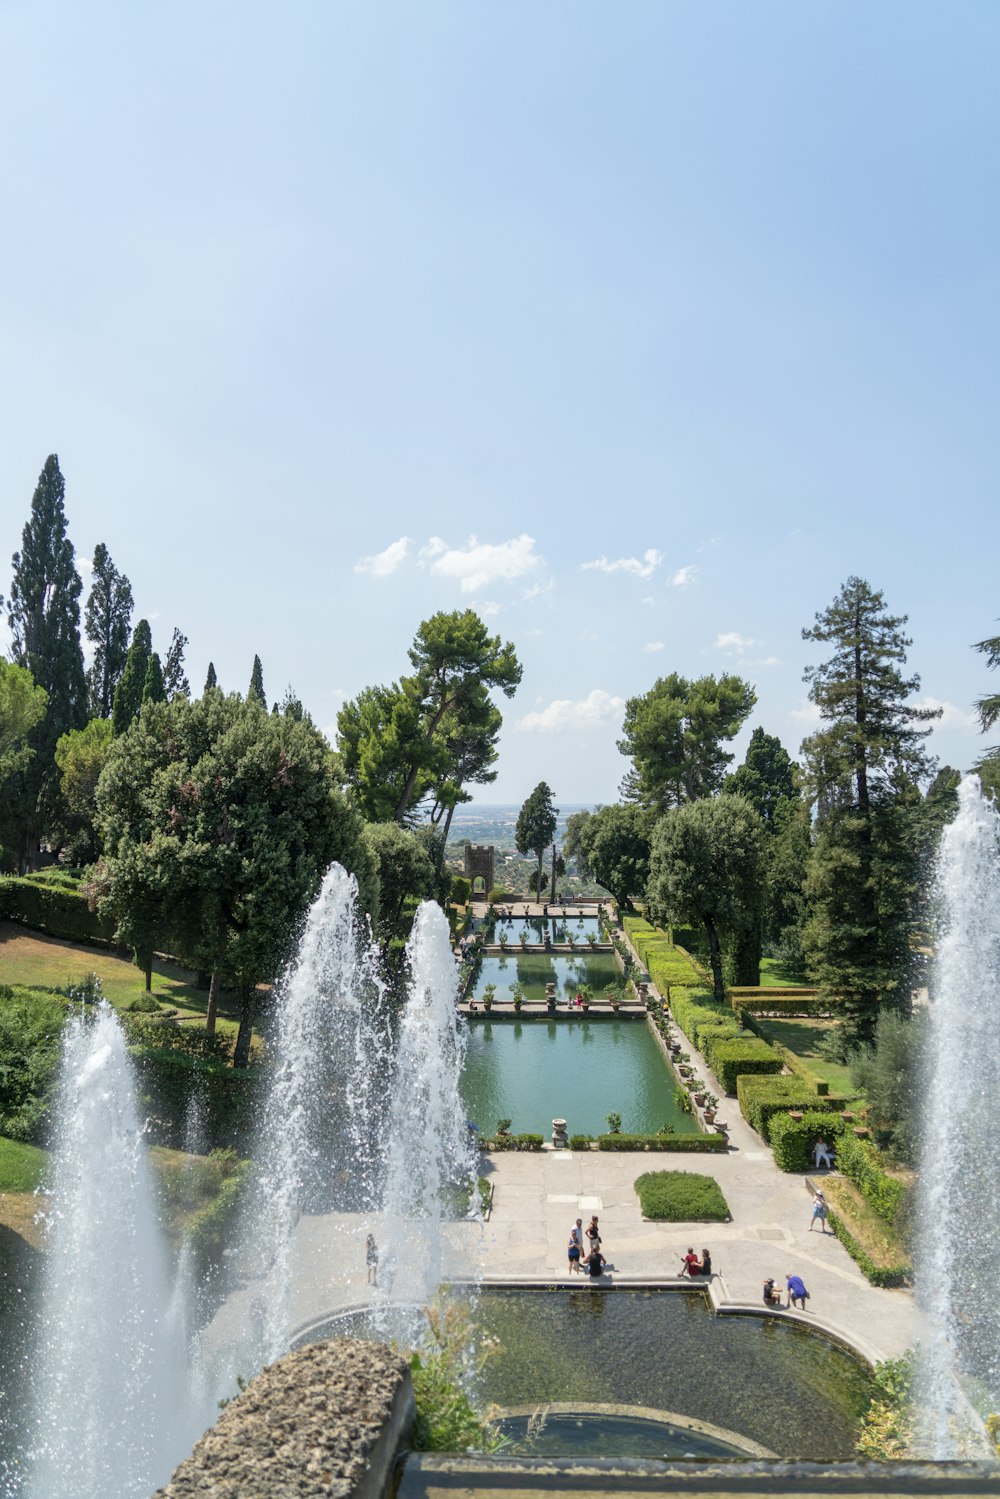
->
left=762, top=1277, right=781, bottom=1306
left=568, top=1219, right=583, bottom=1273
left=786, top=1272, right=809, bottom=1309
left=586, top=1246, right=606, bottom=1278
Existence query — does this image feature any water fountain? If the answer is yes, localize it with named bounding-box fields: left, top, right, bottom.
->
left=26, top=1003, right=199, bottom=1499
left=918, top=772, right=1000, bottom=1455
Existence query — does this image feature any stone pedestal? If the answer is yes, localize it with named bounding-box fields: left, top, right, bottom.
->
left=552, top=1118, right=568, bottom=1149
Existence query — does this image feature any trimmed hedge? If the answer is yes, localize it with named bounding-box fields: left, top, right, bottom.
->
left=698, top=1023, right=744, bottom=1073
left=634, top=1169, right=730, bottom=1222
left=483, top=1133, right=544, bottom=1152
left=596, top=1131, right=727, bottom=1152
left=769, top=1109, right=850, bottom=1172
left=708, top=1037, right=783, bottom=1095
left=736, top=1074, right=852, bottom=1142
left=0, top=875, right=116, bottom=946
left=835, top=1131, right=910, bottom=1231
left=827, top=1208, right=910, bottom=1288
left=730, top=992, right=833, bottom=1018
left=669, top=988, right=726, bottom=1047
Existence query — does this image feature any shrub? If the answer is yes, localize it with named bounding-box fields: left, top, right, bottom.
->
left=768, top=1110, right=850, bottom=1172
left=849, top=1009, right=924, bottom=1165
left=708, top=1037, right=783, bottom=1095
left=730, top=992, right=831, bottom=1018
left=669, top=988, right=726, bottom=1046
left=598, top=1132, right=726, bottom=1153
left=0, top=875, right=116, bottom=946
left=0, top=987, right=68, bottom=1142
left=835, top=1131, right=910, bottom=1233
left=186, top=1157, right=252, bottom=1265
left=486, top=887, right=507, bottom=904
left=569, top=1134, right=594, bottom=1151
left=827, top=1208, right=911, bottom=1288
left=736, top=1074, right=851, bottom=1141
left=698, top=1023, right=743, bottom=1072
left=450, top=876, right=471, bottom=906
left=483, top=1132, right=544, bottom=1152
left=634, top=1169, right=730, bottom=1221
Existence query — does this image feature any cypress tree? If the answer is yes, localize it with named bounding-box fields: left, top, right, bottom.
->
left=248, top=654, right=266, bottom=708
left=204, top=662, right=218, bottom=692
left=800, top=577, right=939, bottom=1047
left=142, top=652, right=166, bottom=707
left=4, top=455, right=88, bottom=859
left=84, top=542, right=133, bottom=718
left=163, top=628, right=190, bottom=699
left=111, top=619, right=152, bottom=736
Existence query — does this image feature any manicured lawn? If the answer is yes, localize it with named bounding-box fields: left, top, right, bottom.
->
left=759, top=956, right=809, bottom=987
left=0, top=1135, right=48, bottom=1193
left=0, top=923, right=244, bottom=1033
left=634, top=1169, right=730, bottom=1222
left=752, top=1016, right=856, bottom=1095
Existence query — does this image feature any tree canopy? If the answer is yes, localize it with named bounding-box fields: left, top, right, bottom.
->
left=515, top=781, right=558, bottom=895
left=111, top=619, right=152, bottom=737
left=84, top=542, right=133, bottom=719
left=619, top=672, right=756, bottom=815
left=578, top=803, right=649, bottom=909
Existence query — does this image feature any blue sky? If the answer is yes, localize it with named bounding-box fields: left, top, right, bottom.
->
left=1, top=2, right=997, bottom=803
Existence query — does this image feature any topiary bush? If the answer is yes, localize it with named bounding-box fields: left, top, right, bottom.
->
left=736, top=1073, right=851, bottom=1141
left=708, top=1037, right=783, bottom=1094
left=483, top=1132, right=544, bottom=1152
left=0, top=875, right=117, bottom=946
left=769, top=1109, right=850, bottom=1172
left=450, top=876, right=471, bottom=906
left=598, top=1132, right=727, bottom=1153
left=634, top=1169, right=730, bottom=1221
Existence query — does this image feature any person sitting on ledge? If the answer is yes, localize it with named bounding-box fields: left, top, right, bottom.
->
left=680, top=1247, right=700, bottom=1277
left=697, top=1248, right=712, bottom=1277
left=812, top=1137, right=834, bottom=1169
left=586, top=1246, right=606, bottom=1278
left=762, top=1277, right=781, bottom=1307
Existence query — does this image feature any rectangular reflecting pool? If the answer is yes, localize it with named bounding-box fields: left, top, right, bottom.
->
left=488, top=914, right=601, bottom=946
left=473, top=951, right=620, bottom=1002
left=460, top=1014, right=698, bottom=1136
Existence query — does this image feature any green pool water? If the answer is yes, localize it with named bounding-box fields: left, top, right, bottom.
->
left=489, top=915, right=601, bottom=945
left=473, top=951, right=620, bottom=1002
left=460, top=1015, right=696, bottom=1136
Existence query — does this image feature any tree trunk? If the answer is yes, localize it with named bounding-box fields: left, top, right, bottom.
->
left=704, top=915, right=725, bottom=1004
left=144, top=951, right=153, bottom=992
left=205, top=971, right=220, bottom=1037
left=233, top=983, right=256, bottom=1069
left=436, top=803, right=456, bottom=876
left=536, top=848, right=543, bottom=900
left=550, top=843, right=557, bottom=902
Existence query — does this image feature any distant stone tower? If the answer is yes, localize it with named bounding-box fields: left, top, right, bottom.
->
left=464, top=844, right=495, bottom=897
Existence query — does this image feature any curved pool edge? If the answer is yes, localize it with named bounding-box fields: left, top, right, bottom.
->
left=495, top=1400, right=777, bottom=1459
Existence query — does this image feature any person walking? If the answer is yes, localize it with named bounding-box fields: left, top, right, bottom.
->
left=809, top=1189, right=829, bottom=1233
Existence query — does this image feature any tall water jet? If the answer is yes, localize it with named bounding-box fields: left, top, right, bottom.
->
left=28, top=1003, right=195, bottom=1499
left=918, top=773, right=1000, bottom=1455
left=377, top=900, right=475, bottom=1315
left=227, top=862, right=388, bottom=1371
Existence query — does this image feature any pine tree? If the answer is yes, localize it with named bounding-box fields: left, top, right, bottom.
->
left=162, top=628, right=190, bottom=699
left=248, top=654, right=266, bottom=708
left=800, top=577, right=939, bottom=1046
left=204, top=662, right=218, bottom=692
left=4, top=455, right=88, bottom=859
left=84, top=543, right=133, bottom=718
left=515, top=781, right=558, bottom=896
left=142, top=652, right=166, bottom=707
left=111, top=619, right=152, bottom=736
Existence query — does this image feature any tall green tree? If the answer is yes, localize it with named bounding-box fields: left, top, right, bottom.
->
left=5, top=455, right=88, bottom=860
left=0, top=660, right=48, bottom=865
left=578, top=803, right=649, bottom=909
left=111, top=619, right=152, bottom=736
left=361, top=821, right=434, bottom=935
left=724, top=728, right=807, bottom=969
left=646, top=794, right=766, bottom=1001
left=142, top=652, right=166, bottom=707
left=84, top=543, right=133, bottom=718
left=204, top=661, right=218, bottom=692
left=337, top=683, right=424, bottom=823
left=248, top=653, right=266, bottom=708
left=800, top=577, right=939, bottom=1046
left=724, top=728, right=795, bottom=826
left=619, top=672, right=756, bottom=814
left=54, top=717, right=112, bottom=864
left=163, top=628, right=190, bottom=699
left=515, top=781, right=558, bottom=896
left=94, top=692, right=375, bottom=1063
left=973, top=621, right=1000, bottom=773
left=425, top=687, right=503, bottom=870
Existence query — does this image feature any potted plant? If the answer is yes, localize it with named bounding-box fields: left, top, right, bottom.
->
left=482, top=984, right=495, bottom=1012
left=498, top=931, right=508, bottom=950
left=703, top=1093, right=719, bottom=1124
left=496, top=1117, right=512, bottom=1136
left=518, top=927, right=529, bottom=947
left=693, top=1084, right=708, bottom=1107
left=509, top=982, right=523, bottom=1011
left=586, top=930, right=598, bottom=948
left=606, top=1111, right=622, bottom=1135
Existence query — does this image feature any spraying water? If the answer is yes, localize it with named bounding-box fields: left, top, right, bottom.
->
left=377, top=901, right=475, bottom=1313
left=27, top=1003, right=196, bottom=1499
left=226, top=862, right=388, bottom=1370
left=918, top=773, right=1000, bottom=1455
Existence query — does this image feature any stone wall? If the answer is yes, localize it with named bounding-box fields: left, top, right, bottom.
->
left=154, top=1338, right=414, bottom=1499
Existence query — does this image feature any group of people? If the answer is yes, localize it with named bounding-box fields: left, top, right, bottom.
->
left=568, top=1215, right=606, bottom=1277
left=763, top=1273, right=810, bottom=1309
left=679, top=1246, right=712, bottom=1277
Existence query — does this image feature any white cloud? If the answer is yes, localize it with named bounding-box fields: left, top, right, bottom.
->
left=354, top=535, right=412, bottom=578
left=748, top=655, right=782, bottom=668
left=76, top=555, right=93, bottom=577
left=641, top=596, right=656, bottom=607
left=521, top=578, right=555, bottom=601
left=918, top=696, right=978, bottom=731
left=426, top=533, right=542, bottom=594
left=643, top=641, right=665, bottom=653
left=790, top=701, right=822, bottom=724
left=715, top=631, right=758, bottom=652
left=581, top=548, right=663, bottom=580
left=517, top=688, right=626, bottom=734
left=478, top=600, right=502, bottom=617
left=670, top=565, right=697, bottom=587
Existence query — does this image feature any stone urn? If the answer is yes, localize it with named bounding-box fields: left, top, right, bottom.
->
left=552, top=1118, right=568, bottom=1150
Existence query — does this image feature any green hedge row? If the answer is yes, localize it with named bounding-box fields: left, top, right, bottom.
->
left=669, top=988, right=726, bottom=1047
left=835, top=1130, right=910, bottom=1231
left=707, top=1037, right=783, bottom=1094
left=483, top=1133, right=545, bottom=1151
left=730, top=993, right=832, bottom=1017
left=827, top=1208, right=910, bottom=1288
left=0, top=876, right=116, bottom=947
left=736, top=1074, right=852, bottom=1142
left=769, top=1110, right=851, bottom=1172
left=595, top=1131, right=727, bottom=1152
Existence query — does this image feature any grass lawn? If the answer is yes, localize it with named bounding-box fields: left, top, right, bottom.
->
left=0, top=922, right=245, bottom=1034
left=752, top=1016, right=856, bottom=1095
left=759, top=956, right=809, bottom=987
left=0, top=1136, right=48, bottom=1193
left=634, top=1169, right=730, bottom=1222
left=823, top=1176, right=911, bottom=1274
